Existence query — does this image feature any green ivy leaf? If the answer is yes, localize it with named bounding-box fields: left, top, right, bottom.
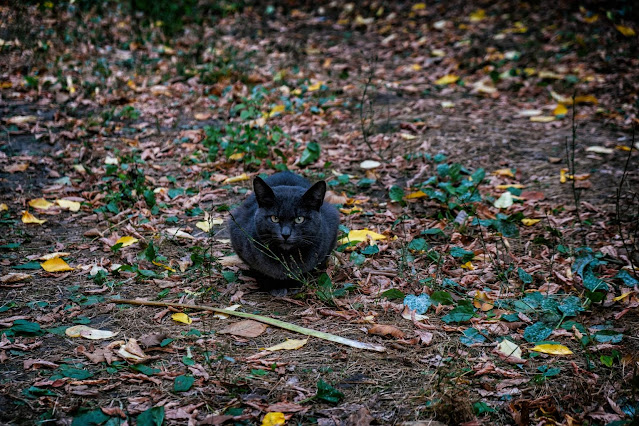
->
left=316, top=379, right=344, bottom=404
left=558, top=295, right=584, bottom=317
left=441, top=302, right=475, bottom=324
left=389, top=185, right=405, bottom=202
left=11, top=319, right=43, bottom=336
left=460, top=327, right=486, bottom=346
left=430, top=291, right=454, bottom=306
left=350, top=252, right=366, bottom=266
left=403, top=294, right=432, bottom=314
left=518, top=267, right=533, bottom=284
left=523, top=322, right=553, bottom=343
left=137, top=406, right=165, bottom=426
left=57, top=365, right=94, bottom=380
left=407, top=238, right=429, bottom=252
left=361, top=245, right=379, bottom=255
left=173, top=375, right=195, bottom=392
left=614, top=270, right=638, bottom=287
left=71, top=409, right=111, bottom=426
left=380, top=288, right=405, bottom=300
left=299, top=142, right=320, bottom=166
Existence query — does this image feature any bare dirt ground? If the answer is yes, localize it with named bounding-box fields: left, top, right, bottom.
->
left=1, top=1, right=638, bottom=425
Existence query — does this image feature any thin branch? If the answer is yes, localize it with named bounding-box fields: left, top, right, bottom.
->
left=114, top=298, right=386, bottom=352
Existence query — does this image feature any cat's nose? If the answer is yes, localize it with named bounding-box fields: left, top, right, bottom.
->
left=281, top=226, right=291, bottom=240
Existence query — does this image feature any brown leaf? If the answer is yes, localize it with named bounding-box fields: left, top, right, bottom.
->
left=218, top=320, right=268, bottom=338
left=266, top=402, right=307, bottom=413
left=139, top=332, right=169, bottom=348
left=101, top=407, right=127, bottom=419
left=368, top=324, right=405, bottom=339
left=415, top=330, right=433, bottom=345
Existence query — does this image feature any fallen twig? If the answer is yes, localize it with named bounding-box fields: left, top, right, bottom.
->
left=114, top=298, right=386, bottom=352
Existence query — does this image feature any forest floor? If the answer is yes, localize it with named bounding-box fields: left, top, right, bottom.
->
left=1, top=1, right=639, bottom=425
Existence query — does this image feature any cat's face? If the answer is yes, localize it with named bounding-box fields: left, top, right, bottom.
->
left=253, top=178, right=326, bottom=251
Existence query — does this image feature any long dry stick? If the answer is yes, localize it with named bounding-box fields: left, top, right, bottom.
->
left=115, top=299, right=386, bottom=352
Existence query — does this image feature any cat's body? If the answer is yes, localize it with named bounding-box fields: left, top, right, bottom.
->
left=228, top=172, right=339, bottom=286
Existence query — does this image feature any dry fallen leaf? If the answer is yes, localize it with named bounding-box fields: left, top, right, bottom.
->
left=219, top=320, right=268, bottom=338
left=493, top=192, right=514, bottom=209
left=434, top=74, right=459, bottom=85
left=56, top=199, right=81, bottom=212
left=368, top=324, right=405, bottom=339
left=265, top=338, right=308, bottom=351
left=41, top=258, right=73, bottom=272
left=28, top=198, right=54, bottom=210
left=4, top=163, right=29, bottom=173
left=531, top=343, right=573, bottom=355
left=223, top=173, right=250, bottom=184
left=66, top=325, right=118, bottom=340
left=21, top=211, right=46, bottom=225
left=172, top=313, right=193, bottom=324
left=0, top=273, right=32, bottom=284
left=115, top=236, right=138, bottom=247
left=521, top=218, right=541, bottom=226
left=338, top=228, right=387, bottom=245
left=360, top=160, right=381, bottom=170
left=261, top=412, right=286, bottom=426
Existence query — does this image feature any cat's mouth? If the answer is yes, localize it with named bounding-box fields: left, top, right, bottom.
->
left=277, top=242, right=295, bottom=251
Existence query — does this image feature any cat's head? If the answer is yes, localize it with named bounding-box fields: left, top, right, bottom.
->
left=252, top=177, right=326, bottom=251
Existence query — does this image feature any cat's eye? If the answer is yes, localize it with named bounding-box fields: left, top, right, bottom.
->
left=294, top=216, right=305, bottom=224
left=270, top=215, right=279, bottom=223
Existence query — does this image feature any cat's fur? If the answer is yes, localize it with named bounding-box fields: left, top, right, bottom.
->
left=228, top=172, right=339, bottom=286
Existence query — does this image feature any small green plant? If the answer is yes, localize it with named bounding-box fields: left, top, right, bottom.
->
left=204, top=87, right=288, bottom=166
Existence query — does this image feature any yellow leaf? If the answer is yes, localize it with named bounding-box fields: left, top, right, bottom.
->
left=339, top=207, right=362, bottom=214
left=530, top=116, right=555, bottom=122
left=0, top=203, right=7, bottom=212
left=583, top=14, right=598, bottom=23
left=55, top=199, right=81, bottom=212
left=412, top=3, right=426, bottom=11
left=39, top=252, right=70, bottom=260
left=613, top=292, right=633, bottom=302
left=172, top=313, right=192, bottom=324
left=616, top=25, right=636, bottom=37
left=521, top=218, right=541, bottom=226
left=228, top=153, right=245, bottom=161
left=616, top=145, right=631, bottom=152
left=261, top=412, right=286, bottom=426
left=268, top=104, right=286, bottom=118
left=461, top=261, right=475, bottom=270
left=28, top=198, right=53, bottom=210
left=469, top=9, right=485, bottom=22
left=152, top=261, right=176, bottom=272
left=338, top=228, right=386, bottom=245
left=553, top=104, right=568, bottom=116
left=532, top=344, right=573, bottom=355
left=4, top=162, right=29, bottom=173
left=400, top=133, right=417, bottom=140
left=41, top=257, right=74, bottom=272
left=411, top=64, right=422, bottom=71
left=307, top=81, right=323, bottom=91
left=21, top=211, right=46, bottom=225
left=66, top=325, right=118, bottom=339
left=265, top=338, right=308, bottom=351
left=496, top=184, right=524, bottom=190
left=196, top=221, right=211, bottom=232
left=493, top=168, right=515, bottom=178
left=115, top=236, right=138, bottom=247
left=473, top=291, right=494, bottom=311
left=223, top=173, right=250, bottom=184
left=405, top=191, right=427, bottom=199
left=435, top=74, right=459, bottom=85
left=560, top=168, right=568, bottom=184
left=574, top=95, right=598, bottom=104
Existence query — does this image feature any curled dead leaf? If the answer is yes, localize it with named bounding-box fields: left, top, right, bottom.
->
left=368, top=324, right=405, bottom=339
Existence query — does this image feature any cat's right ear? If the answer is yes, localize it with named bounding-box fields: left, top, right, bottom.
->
left=253, top=177, right=276, bottom=208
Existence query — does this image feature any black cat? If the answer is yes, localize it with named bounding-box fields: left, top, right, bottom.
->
left=228, top=172, right=339, bottom=287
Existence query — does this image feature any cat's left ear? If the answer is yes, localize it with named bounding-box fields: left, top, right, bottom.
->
left=301, top=181, right=326, bottom=211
